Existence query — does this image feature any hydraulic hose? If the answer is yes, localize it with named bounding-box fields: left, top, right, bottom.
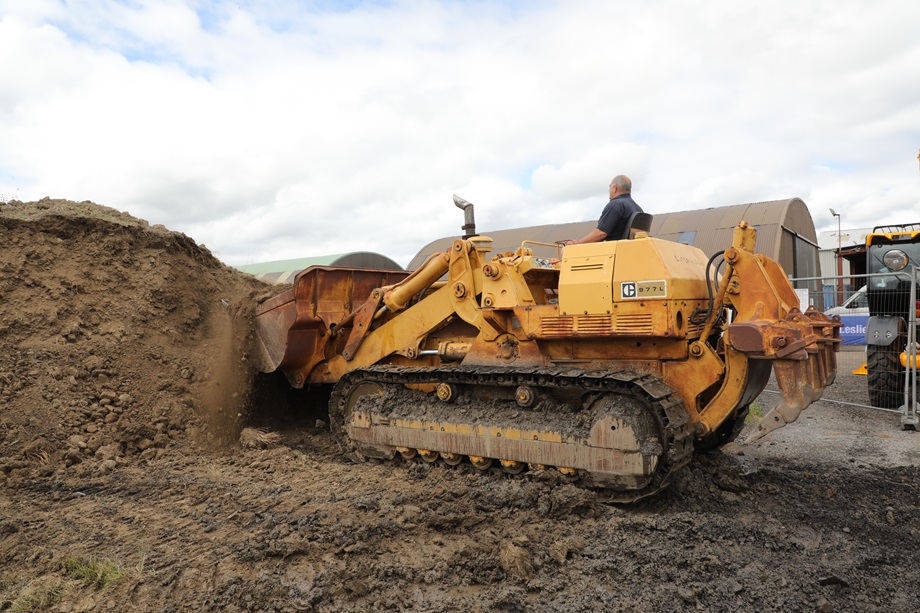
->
left=690, top=250, right=726, bottom=326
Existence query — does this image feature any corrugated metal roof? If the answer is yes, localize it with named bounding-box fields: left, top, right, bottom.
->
left=236, top=251, right=402, bottom=284
left=407, top=198, right=818, bottom=279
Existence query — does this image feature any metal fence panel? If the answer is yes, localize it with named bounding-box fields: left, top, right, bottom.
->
left=788, top=270, right=919, bottom=430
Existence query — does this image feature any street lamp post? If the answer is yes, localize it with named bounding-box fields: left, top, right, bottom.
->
left=829, top=208, right=843, bottom=306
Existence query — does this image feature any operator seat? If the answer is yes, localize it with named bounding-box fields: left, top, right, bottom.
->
left=622, top=212, right=653, bottom=239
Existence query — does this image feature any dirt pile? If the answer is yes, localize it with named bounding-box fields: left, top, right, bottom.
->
left=0, top=198, right=268, bottom=479
left=0, top=198, right=918, bottom=612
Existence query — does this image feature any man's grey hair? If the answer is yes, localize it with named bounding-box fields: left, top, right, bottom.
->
left=611, top=175, right=631, bottom=193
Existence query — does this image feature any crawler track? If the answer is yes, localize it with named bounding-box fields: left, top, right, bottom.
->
left=330, top=365, right=695, bottom=502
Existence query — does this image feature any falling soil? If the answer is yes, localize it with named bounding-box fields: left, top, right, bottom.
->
left=1, top=199, right=918, bottom=612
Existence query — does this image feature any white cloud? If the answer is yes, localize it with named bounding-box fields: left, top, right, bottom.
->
left=1, top=0, right=919, bottom=268
left=531, top=144, right=650, bottom=203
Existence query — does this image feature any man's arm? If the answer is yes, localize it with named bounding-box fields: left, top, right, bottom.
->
left=564, top=228, right=608, bottom=245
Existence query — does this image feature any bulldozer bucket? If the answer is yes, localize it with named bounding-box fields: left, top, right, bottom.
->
left=255, top=266, right=411, bottom=387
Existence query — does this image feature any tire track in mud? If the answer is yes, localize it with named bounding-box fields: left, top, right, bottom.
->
left=4, top=432, right=919, bottom=612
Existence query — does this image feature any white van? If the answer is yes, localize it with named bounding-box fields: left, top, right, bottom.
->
left=825, top=286, right=868, bottom=317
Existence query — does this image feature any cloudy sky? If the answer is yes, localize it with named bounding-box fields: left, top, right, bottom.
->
left=1, top=0, right=919, bottom=267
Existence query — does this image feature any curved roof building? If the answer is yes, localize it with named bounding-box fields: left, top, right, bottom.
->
left=408, top=198, right=819, bottom=282
left=236, top=251, right=403, bottom=284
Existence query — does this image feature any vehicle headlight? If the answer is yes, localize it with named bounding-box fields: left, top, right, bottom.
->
left=883, top=249, right=909, bottom=270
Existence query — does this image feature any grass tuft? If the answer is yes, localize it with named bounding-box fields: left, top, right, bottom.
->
left=65, top=557, right=126, bottom=590
left=745, top=401, right=765, bottom=423
left=7, top=577, right=69, bottom=612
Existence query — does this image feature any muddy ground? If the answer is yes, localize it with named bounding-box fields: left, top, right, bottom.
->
left=0, top=199, right=918, bottom=612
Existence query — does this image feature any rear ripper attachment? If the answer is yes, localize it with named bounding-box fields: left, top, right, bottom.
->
left=330, top=366, right=694, bottom=502
left=254, top=196, right=840, bottom=502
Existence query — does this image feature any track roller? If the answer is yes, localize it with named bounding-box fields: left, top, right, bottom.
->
left=470, top=456, right=492, bottom=470
left=397, top=447, right=417, bottom=460
left=515, top=385, right=536, bottom=407
left=435, top=383, right=457, bottom=402
left=441, top=452, right=463, bottom=466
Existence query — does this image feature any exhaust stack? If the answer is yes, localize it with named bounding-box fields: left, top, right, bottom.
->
left=453, top=194, right=476, bottom=238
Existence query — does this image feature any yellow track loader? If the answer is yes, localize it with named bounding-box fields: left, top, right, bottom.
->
left=254, top=200, right=839, bottom=501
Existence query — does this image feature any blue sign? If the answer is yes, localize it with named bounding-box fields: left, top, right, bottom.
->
left=838, top=315, right=868, bottom=345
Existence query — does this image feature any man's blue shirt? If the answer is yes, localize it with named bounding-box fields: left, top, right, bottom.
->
left=597, top=194, right=643, bottom=241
